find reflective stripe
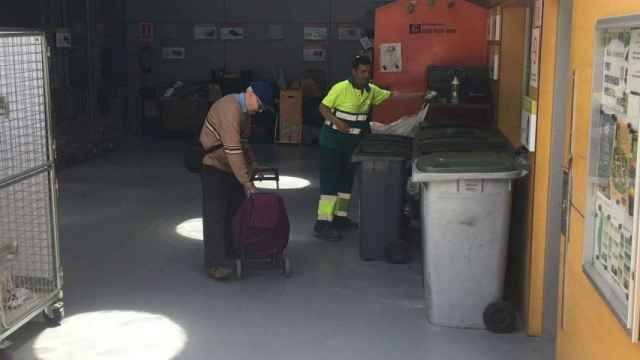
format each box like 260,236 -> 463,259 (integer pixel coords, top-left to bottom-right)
318,195 -> 337,221
224,149 -> 243,155
334,195 -> 351,217
324,121 -> 362,135
334,110 -> 368,122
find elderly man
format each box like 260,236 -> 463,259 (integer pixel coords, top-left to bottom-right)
199,82 -> 274,280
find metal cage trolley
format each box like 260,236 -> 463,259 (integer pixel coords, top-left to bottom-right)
0,29 -> 64,350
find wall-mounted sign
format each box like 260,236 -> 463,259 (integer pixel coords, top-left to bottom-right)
303,46 -> 327,62
139,22 -> 154,43
162,47 -> 186,60
304,26 -> 328,41
338,26 -> 362,41
380,43 -> 402,72
521,96 -> 538,151
409,23 -> 456,35
530,27 -> 541,88
194,25 -> 218,40
220,27 -> 244,40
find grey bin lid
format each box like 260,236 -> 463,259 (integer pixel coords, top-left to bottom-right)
416,151 -> 519,174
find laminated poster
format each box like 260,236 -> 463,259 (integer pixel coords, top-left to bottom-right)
602,30 -> 630,114
338,26 -> 362,41
304,26 -> 328,41
593,192 -> 634,303
220,27 -> 244,40
194,25 -> 218,40
380,43 -> 402,73
303,46 -> 326,62
162,47 -> 186,60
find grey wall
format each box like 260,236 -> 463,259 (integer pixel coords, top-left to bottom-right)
125,0 -> 392,132
126,0 -> 391,85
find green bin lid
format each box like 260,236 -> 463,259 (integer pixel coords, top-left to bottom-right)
416,151 -> 519,174
415,127 -> 512,155
353,134 -> 411,160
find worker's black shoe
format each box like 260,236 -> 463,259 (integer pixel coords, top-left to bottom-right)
314,221 -> 343,242
333,216 -> 359,231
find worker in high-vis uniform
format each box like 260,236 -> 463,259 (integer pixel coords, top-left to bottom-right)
314,55 -> 424,241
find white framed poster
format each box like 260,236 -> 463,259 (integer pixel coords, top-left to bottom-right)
338,26 -> 362,41
194,24 -> 218,40
162,47 -> 186,60
304,26 -> 328,41
380,43 -> 402,72
303,46 -> 326,62
585,15 -> 640,341
220,27 -> 244,40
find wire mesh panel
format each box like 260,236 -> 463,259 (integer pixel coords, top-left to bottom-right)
0,170 -> 57,330
0,33 -> 49,182
0,31 -> 61,336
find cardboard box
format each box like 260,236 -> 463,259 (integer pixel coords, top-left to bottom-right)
279,90 -> 303,143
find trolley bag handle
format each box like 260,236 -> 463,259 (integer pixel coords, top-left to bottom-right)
251,167 -> 280,188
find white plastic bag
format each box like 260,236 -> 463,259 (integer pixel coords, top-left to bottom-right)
370,104 -> 430,138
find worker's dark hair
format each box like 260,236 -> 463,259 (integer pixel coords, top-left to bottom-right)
352,55 -> 372,69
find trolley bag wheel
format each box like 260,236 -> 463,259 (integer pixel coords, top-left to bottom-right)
483,301 -> 517,334
282,254 -> 292,278
385,241 -> 410,264
235,259 -> 243,280
43,301 -> 64,327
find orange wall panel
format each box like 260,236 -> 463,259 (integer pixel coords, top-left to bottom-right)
554,0 -> 640,358
372,0 -> 489,123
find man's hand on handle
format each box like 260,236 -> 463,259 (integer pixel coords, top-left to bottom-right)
244,182 -> 258,195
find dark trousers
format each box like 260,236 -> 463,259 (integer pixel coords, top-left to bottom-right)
319,146 -> 356,196
201,166 -> 246,268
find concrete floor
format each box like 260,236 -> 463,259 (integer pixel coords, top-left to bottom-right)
5,139 -> 554,360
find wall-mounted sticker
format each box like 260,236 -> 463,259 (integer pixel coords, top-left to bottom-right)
338,26 -> 362,41
220,27 -> 245,40
303,46 -> 327,62
194,25 -> 218,40
304,26 -> 328,41
162,47 -> 186,60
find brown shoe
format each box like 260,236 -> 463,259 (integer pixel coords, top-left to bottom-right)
208,266 -> 234,281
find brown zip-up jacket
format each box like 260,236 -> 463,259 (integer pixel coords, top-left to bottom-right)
199,95 -> 254,184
